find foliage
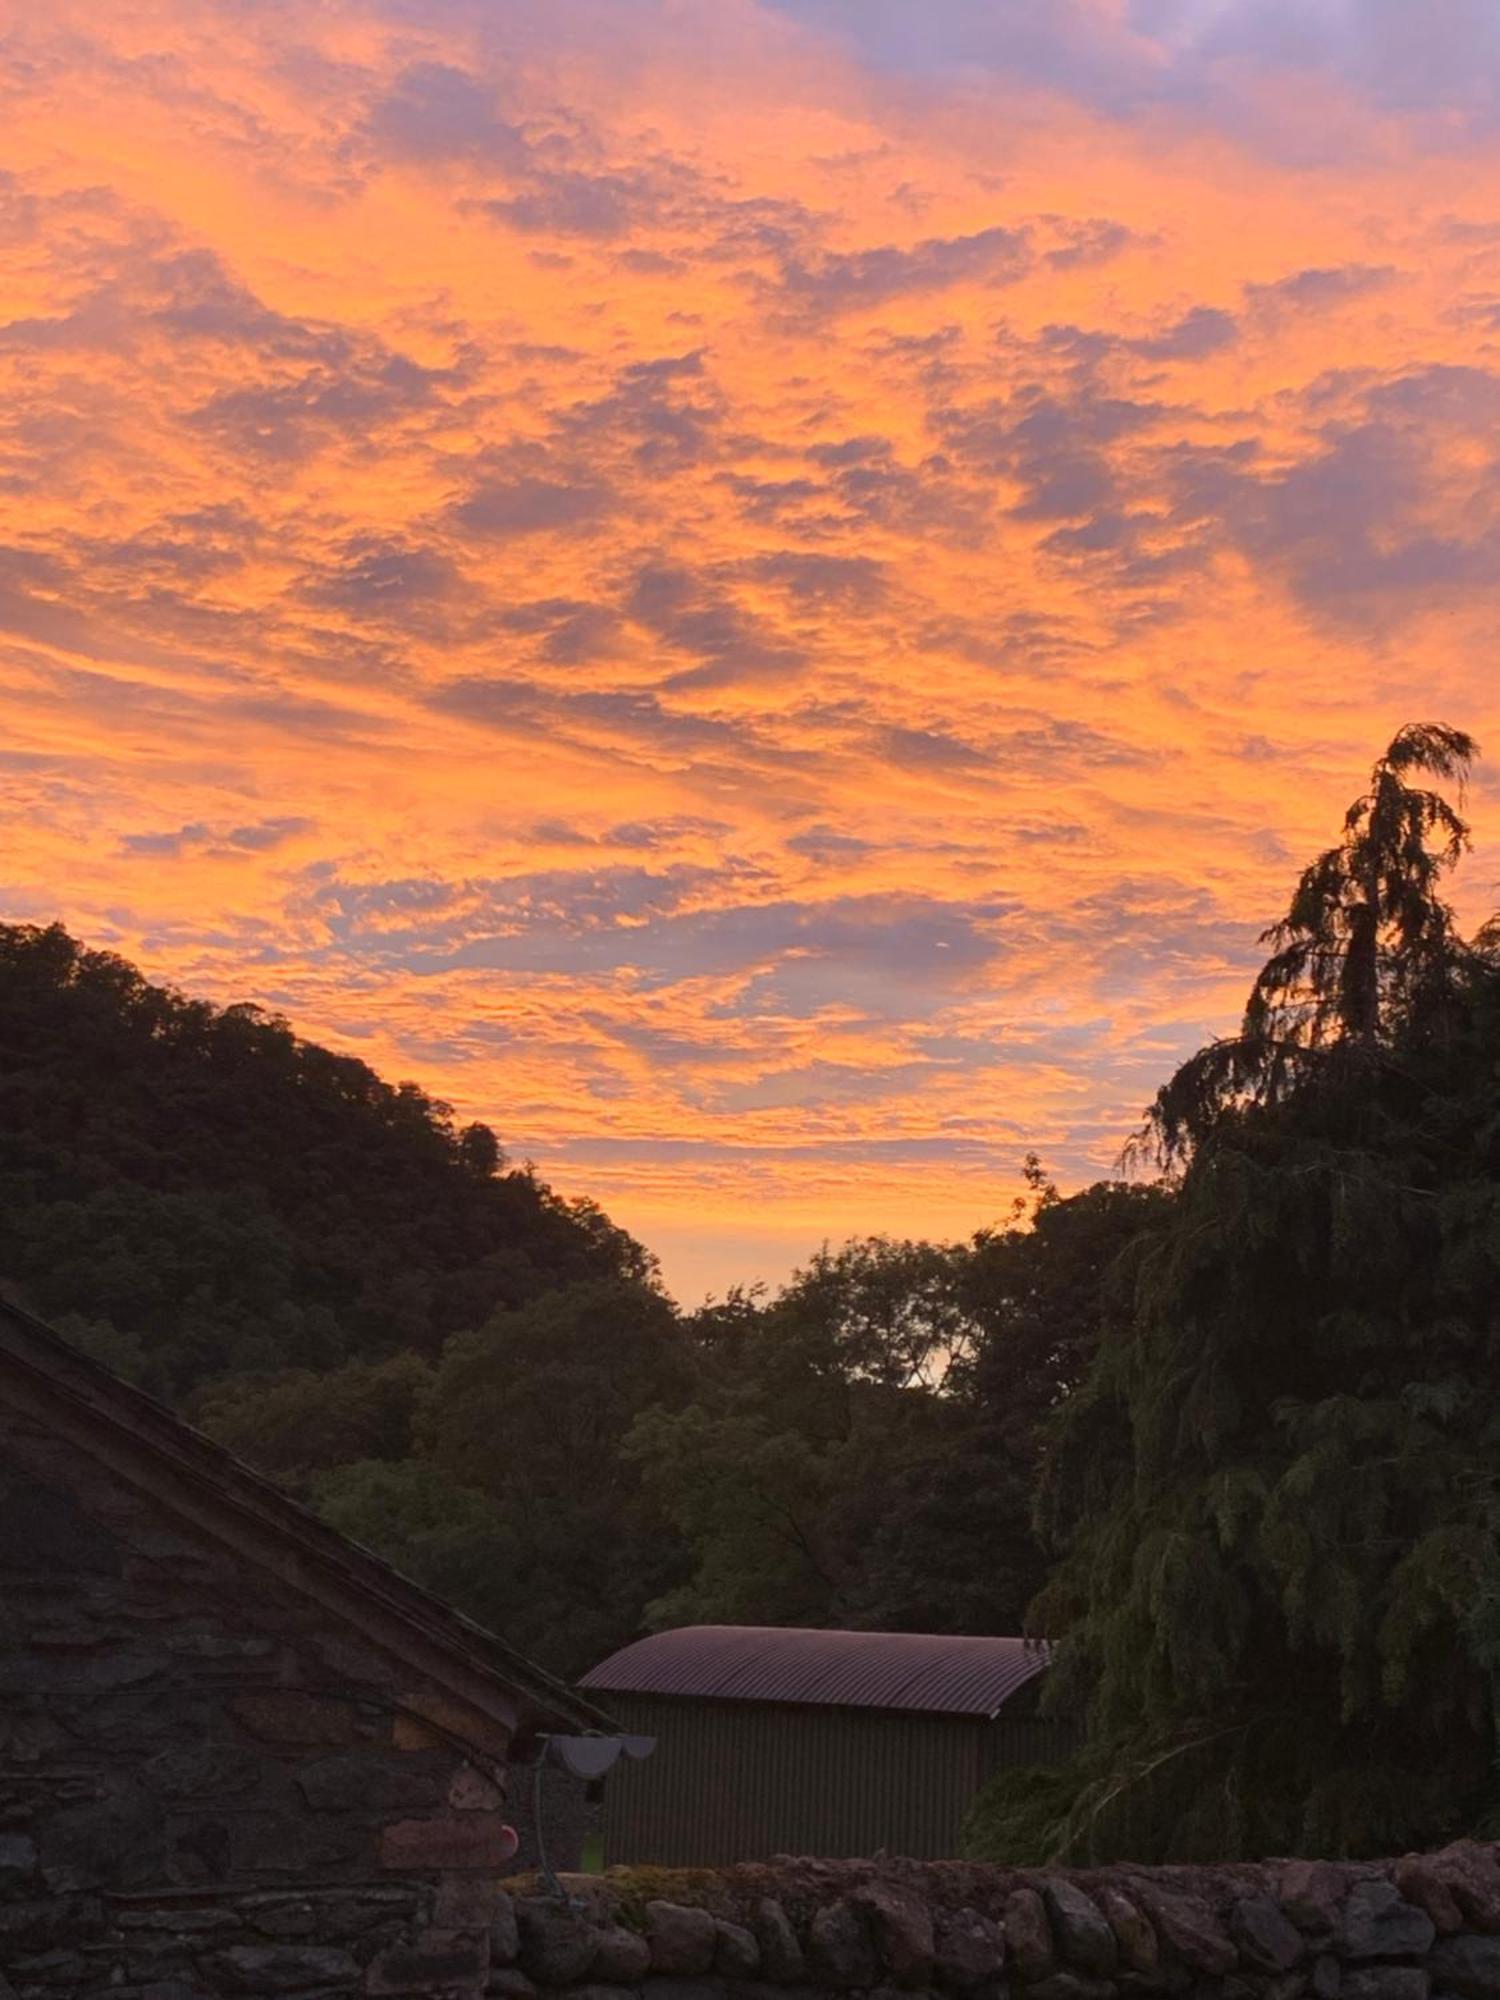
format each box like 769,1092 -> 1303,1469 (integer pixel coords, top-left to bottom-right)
195,1353 -> 433,1484
15,731 -> 1500,1852
0,924 -> 1163,1682
960,1762 -> 1080,1865
418,1279 -> 699,1677
958,1166 -> 1173,1452
0,922 -> 652,1395
1146,724 -> 1479,1162
757,1235 -> 983,1391
312,1457 -> 521,1634
967,721 -> 1500,1865
628,1206 -> 1160,1639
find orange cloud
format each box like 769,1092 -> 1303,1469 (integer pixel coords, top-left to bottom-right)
2,1 -> 1499,1298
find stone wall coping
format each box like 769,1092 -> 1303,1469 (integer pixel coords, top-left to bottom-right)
479,1840 -> 1500,2000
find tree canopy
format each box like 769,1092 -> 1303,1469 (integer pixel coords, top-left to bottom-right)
0,922 -> 650,1395
25,715 -> 1497,1809
0,921 -> 1159,1680
1145,724 -> 1479,1160
966,723 -> 1500,1865
627,1198 -> 1163,1644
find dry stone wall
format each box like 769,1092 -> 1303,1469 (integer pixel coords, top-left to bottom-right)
480,1842 -> 1500,2000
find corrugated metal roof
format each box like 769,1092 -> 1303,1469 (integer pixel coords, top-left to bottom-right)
580,1625 -> 1051,1720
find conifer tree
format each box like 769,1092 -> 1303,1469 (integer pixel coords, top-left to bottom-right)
1146,723 -> 1478,1159
965,723 -> 1500,1865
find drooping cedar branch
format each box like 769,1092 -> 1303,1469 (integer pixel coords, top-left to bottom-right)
1144,723 -> 1478,1162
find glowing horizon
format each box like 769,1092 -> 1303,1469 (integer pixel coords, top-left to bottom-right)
4,1 -> 1500,1303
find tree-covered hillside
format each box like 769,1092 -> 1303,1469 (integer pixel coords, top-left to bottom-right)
0,922 -> 650,1394
0,920 -> 1158,1681
37,715 -> 1500,1841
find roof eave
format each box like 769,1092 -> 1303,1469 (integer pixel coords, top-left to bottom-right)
0,1301 -> 611,1743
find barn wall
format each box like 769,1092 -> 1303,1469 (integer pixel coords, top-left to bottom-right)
595,1691 -> 1074,1865
0,1397 -> 522,1998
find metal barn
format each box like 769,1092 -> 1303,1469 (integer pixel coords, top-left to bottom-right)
579,1625 -> 1065,1865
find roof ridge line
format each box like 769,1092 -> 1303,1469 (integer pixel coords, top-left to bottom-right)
0,1297 -> 612,1735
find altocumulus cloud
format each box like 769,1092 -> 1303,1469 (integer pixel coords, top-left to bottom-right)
426,891 -> 1015,995
6,0 -> 1500,1291
121,818 -> 315,859
764,0 -> 1500,138
773,224 -> 1033,316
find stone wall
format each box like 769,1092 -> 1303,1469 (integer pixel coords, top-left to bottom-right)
10,1358 -> 1500,2000
0,1399 -> 524,1998
482,1840 -> 1500,2000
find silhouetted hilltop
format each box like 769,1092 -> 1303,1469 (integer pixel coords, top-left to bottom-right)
0,922 -> 650,1396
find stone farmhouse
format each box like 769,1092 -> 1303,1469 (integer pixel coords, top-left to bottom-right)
0,1295 -> 613,1999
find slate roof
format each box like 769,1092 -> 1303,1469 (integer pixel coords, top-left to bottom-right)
0,1295 -> 611,1737
581,1623 -> 1051,1720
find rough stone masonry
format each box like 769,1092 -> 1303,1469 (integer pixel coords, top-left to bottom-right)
15,1827 -> 1500,1998
8,1272 -> 1500,2000
468,1840 -> 1500,2000
0,1298 -> 610,2000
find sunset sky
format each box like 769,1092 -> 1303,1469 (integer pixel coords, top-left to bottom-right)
4,1 -> 1500,1301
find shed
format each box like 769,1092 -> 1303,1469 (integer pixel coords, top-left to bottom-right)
0,1294 -> 614,2000
580,1623 -> 1068,1864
